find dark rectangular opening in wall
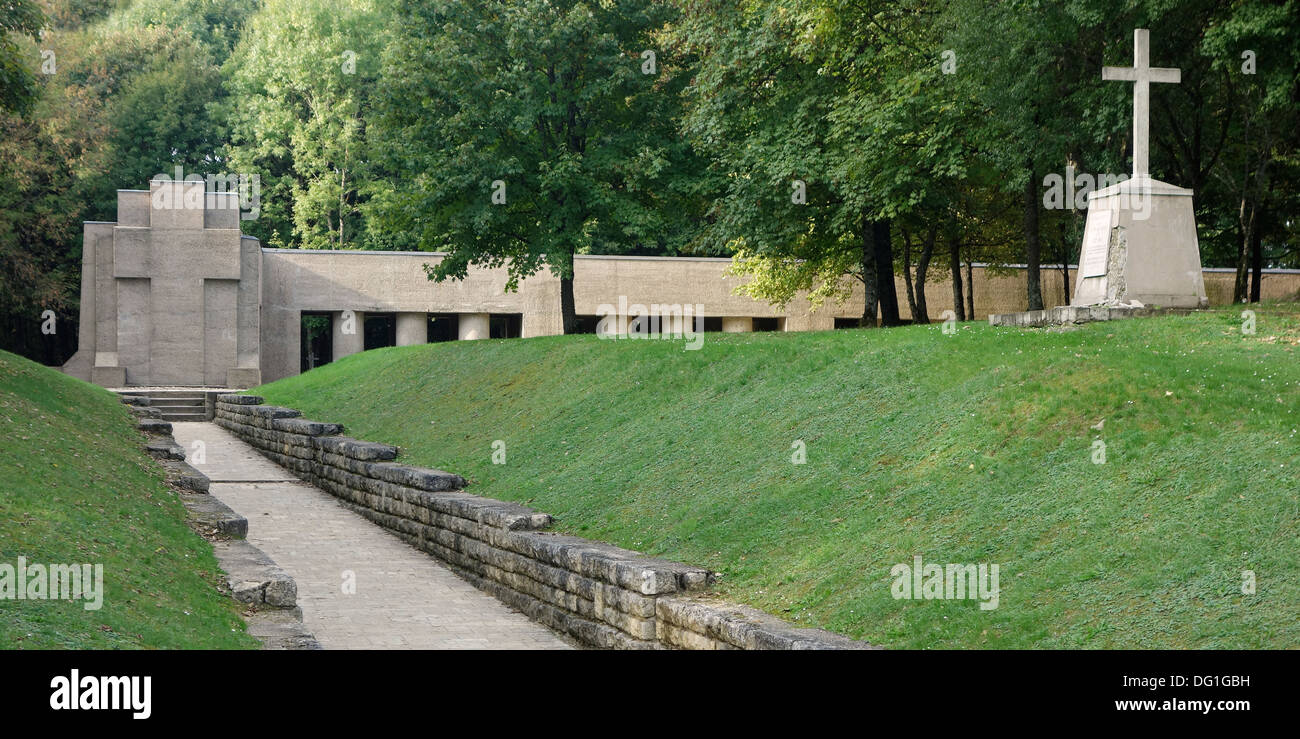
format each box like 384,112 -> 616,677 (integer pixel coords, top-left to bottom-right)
834,318 -> 862,329
301,312 -> 333,373
364,313 -> 396,350
573,315 -> 600,334
752,317 -> 782,332
427,314 -> 459,342
702,317 -> 723,332
490,313 -> 523,339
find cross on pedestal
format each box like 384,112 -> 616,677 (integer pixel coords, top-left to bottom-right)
1102,28 -> 1180,178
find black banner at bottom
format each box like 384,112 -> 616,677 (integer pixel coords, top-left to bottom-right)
0,649 -> 1289,727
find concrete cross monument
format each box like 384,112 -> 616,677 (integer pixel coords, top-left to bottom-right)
65,178 -> 263,388
1071,28 -> 1208,309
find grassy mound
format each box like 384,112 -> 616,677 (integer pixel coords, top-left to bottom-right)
0,351 -> 256,649
256,305 -> 1300,648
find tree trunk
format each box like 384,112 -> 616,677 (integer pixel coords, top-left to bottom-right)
557,250 -> 578,333
860,221 -> 878,327
1060,232 -> 1071,306
1023,164 -> 1044,311
913,226 -> 935,324
1249,213 -> 1263,303
1234,199 -> 1254,303
965,255 -> 975,321
901,228 -> 918,321
950,237 -> 965,322
873,219 -> 902,327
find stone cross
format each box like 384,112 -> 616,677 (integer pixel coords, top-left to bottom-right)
1102,28 -> 1180,178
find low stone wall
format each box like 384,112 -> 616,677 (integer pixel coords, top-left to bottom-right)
215,395 -> 873,650
124,398 -> 318,648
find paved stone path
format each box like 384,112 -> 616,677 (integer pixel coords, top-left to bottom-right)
171,422 -> 571,650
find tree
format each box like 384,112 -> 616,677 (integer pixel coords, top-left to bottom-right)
681,0 -> 972,326
0,0 -> 45,115
223,0 -> 388,250
1201,0 -> 1300,301
94,31 -> 227,218
374,0 -> 703,333
944,0 -> 1128,312
104,0 -> 258,64
678,1 -> 862,320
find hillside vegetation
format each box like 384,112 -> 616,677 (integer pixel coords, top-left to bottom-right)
255,307 -> 1300,648
0,351 -> 256,648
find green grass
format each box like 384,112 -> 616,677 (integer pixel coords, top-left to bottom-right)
255,305 -> 1300,649
0,351 -> 257,649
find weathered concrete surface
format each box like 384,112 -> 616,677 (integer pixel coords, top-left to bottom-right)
1073,176 -> 1208,309
171,422 -> 573,650
64,181 -> 261,387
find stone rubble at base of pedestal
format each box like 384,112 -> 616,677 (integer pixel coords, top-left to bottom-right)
987,301 -> 1192,329
1096,298 -> 1144,309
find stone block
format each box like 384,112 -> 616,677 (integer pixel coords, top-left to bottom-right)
162,460 -> 209,492
112,227 -> 151,278
248,405 -> 301,420
116,190 -> 150,227
368,463 -> 466,493
314,435 -> 398,462
92,366 -> 126,387
145,438 -> 185,461
263,577 -> 298,608
225,367 -> 261,388
271,417 -> 344,437
657,620 -> 723,650
232,581 -> 265,604
179,491 -> 246,537
136,419 -> 172,435
218,394 -> 264,405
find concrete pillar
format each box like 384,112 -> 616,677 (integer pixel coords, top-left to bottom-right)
660,313 -> 683,337
722,316 -> 752,333
396,312 -> 427,346
333,310 -> 364,361
459,313 -> 490,340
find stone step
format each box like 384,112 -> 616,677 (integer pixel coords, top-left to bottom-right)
157,411 -> 211,422
116,389 -> 215,421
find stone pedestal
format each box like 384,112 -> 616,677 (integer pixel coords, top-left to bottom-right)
1072,176 -> 1207,309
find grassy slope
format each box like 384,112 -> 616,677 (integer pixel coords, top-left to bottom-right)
0,351 -> 256,649
256,306 -> 1300,649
